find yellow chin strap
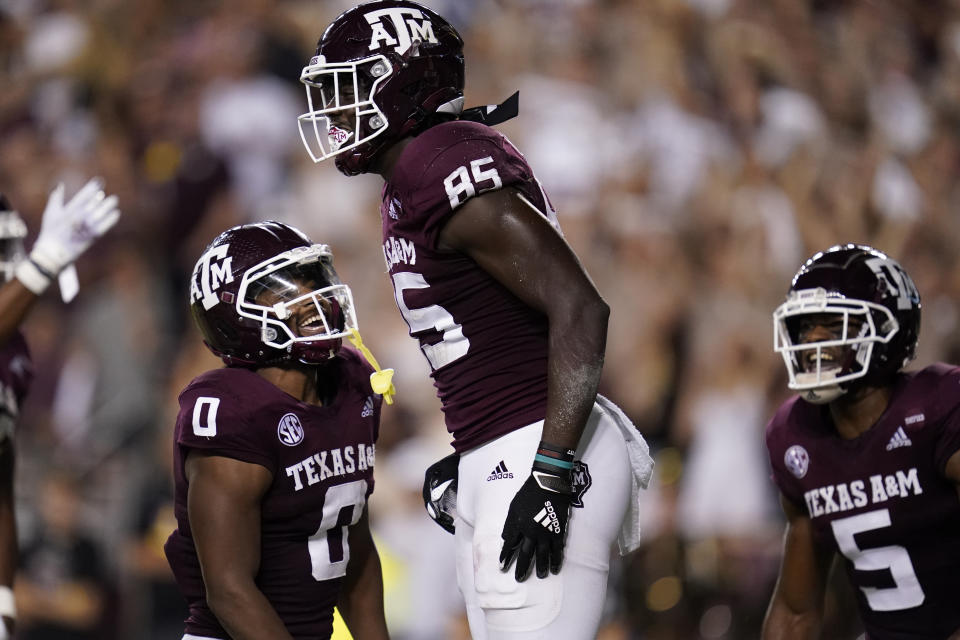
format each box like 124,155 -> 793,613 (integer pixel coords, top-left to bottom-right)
347,328 -> 396,405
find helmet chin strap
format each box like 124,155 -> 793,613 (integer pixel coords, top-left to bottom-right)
801,385 -> 846,404
795,367 -> 848,404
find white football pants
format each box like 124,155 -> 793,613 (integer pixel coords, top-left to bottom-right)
455,401 -> 632,639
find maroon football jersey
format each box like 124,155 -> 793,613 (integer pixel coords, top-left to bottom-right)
164,348 -> 380,640
381,120 -> 557,452
0,331 -> 33,439
766,363 -> 960,639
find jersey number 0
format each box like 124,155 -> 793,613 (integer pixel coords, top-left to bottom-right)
191,397 -> 368,583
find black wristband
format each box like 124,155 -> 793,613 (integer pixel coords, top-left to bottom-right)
534,440 -> 575,471
531,440 -> 574,494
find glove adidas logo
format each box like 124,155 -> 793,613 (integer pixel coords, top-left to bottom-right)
534,500 -> 561,534
486,460 -> 513,481
886,426 -> 912,451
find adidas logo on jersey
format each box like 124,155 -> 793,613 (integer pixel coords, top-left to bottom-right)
886,426 -> 912,451
486,460 -> 513,481
534,501 -> 561,533
388,197 -> 401,219
361,396 -> 375,418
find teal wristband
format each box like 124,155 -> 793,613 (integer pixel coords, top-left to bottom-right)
534,454 -> 573,469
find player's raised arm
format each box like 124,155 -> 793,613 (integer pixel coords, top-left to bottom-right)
185,451 -> 294,640
0,180 -> 119,639
337,508 -> 389,640
763,495 -> 835,639
0,179 -> 120,345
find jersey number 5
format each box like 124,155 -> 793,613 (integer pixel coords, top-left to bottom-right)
831,509 -> 925,611
390,271 -> 470,370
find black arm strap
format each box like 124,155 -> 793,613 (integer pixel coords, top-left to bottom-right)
459,91 -> 520,127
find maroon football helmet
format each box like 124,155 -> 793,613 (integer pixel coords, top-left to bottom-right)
189,221 -> 359,367
0,194 -> 27,283
298,0 -> 465,175
773,244 -> 921,403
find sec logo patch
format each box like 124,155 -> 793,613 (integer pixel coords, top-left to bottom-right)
278,413 -> 304,446
784,445 -> 809,479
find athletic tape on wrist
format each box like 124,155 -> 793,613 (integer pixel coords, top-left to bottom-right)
14,259 -> 51,295
0,585 -> 16,618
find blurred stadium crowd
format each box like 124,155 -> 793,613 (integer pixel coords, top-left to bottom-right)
2,0 -> 960,638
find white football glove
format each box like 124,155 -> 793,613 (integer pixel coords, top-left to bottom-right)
15,178 -> 121,295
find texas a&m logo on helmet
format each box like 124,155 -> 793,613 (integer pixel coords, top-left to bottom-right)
364,5 -> 439,54
190,243 -> 234,311
189,222 -> 359,367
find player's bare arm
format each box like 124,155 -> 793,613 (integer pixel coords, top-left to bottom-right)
763,494 -> 834,640
337,508 -> 389,640
933,452 -> 960,640
185,451 -> 294,640
438,186 -> 609,452
0,445 -> 14,636
0,279 -> 38,349
439,186 -> 609,580
946,447 -> 960,483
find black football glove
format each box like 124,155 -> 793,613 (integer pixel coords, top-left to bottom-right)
422,452 -> 459,534
499,468 -> 574,581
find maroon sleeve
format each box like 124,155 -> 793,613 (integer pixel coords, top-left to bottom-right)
765,398 -> 807,510
176,372 -> 276,474
395,122 -> 535,250
336,347 -> 381,494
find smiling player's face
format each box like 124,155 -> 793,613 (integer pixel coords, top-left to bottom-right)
795,313 -> 864,373
254,275 -> 338,338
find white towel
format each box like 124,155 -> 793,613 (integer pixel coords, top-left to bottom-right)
596,394 -> 654,555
